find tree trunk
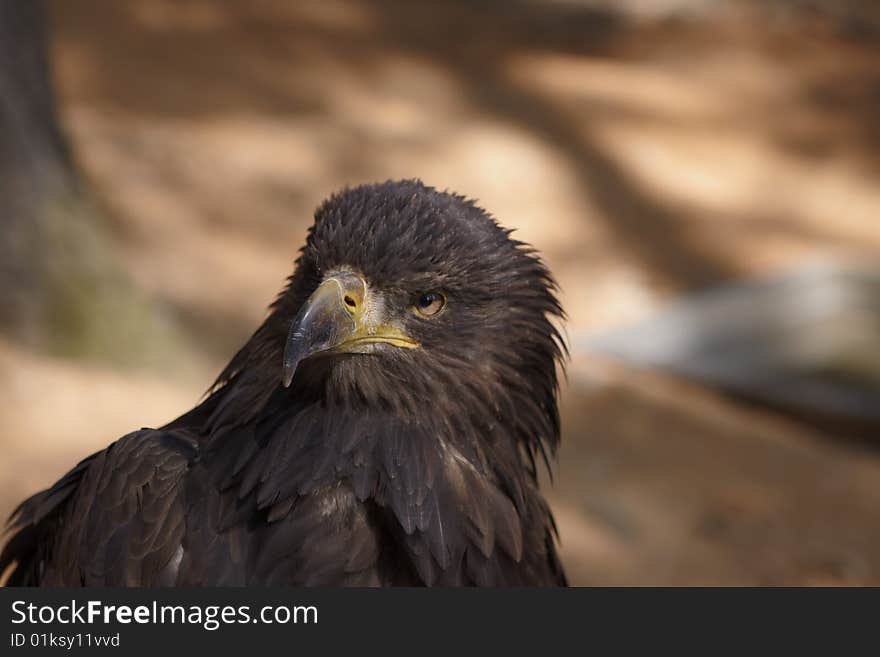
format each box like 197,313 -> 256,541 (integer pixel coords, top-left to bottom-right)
0,0 -> 165,363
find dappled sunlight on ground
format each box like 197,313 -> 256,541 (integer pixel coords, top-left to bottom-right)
2,0 -> 879,583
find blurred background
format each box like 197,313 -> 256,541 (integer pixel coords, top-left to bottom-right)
2,0 -> 880,585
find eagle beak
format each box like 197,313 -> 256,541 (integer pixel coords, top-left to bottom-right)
282,271 -> 418,387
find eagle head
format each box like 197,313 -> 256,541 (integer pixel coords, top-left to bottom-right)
215,179 -> 565,473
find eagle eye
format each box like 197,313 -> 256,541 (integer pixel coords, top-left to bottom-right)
413,291 -> 446,317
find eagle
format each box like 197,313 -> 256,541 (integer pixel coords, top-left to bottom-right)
2,180 -> 567,586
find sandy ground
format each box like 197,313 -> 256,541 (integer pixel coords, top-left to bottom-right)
3,0 -> 880,584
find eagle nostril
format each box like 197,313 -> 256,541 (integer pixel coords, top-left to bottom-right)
343,295 -> 357,309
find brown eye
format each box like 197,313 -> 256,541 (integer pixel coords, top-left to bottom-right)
414,291 -> 446,317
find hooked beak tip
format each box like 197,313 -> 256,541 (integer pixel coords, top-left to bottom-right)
281,349 -> 299,388
281,340 -> 300,388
